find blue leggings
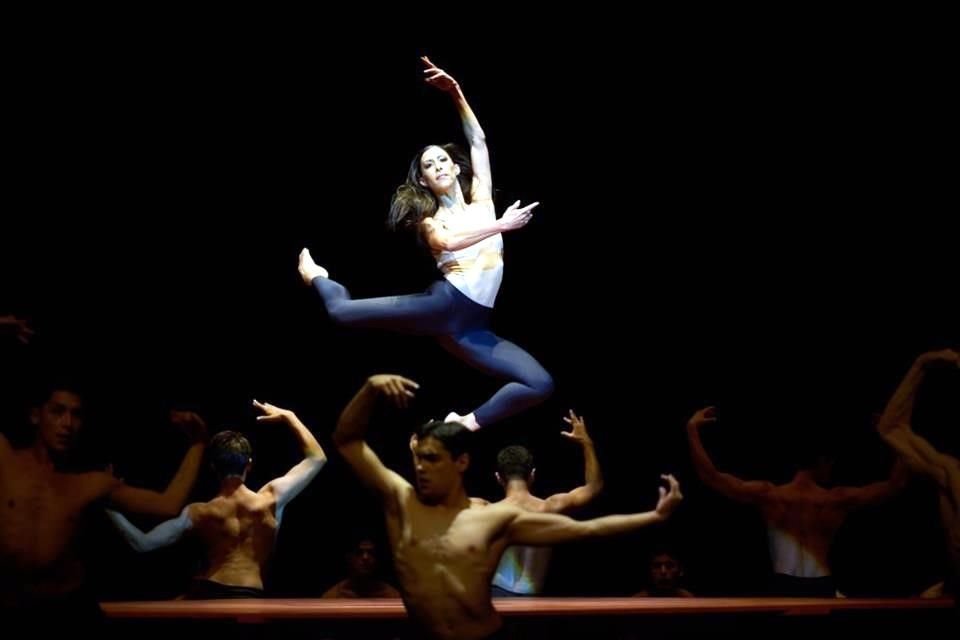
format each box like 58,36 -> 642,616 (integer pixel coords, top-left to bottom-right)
311,277 -> 553,427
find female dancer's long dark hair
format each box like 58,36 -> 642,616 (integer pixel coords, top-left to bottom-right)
387,143 -> 475,232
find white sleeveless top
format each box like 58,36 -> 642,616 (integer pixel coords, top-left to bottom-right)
431,204 -> 504,308
767,527 -> 830,577
493,544 -> 552,595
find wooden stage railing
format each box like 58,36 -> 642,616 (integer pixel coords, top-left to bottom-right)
102,596 -> 955,623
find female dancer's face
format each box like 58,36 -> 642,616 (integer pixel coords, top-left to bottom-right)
418,146 -> 460,195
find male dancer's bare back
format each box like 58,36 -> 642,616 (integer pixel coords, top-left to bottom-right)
107,401 -> 326,595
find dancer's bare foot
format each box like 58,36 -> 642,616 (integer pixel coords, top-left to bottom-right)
445,411 -> 480,432
298,248 -> 328,284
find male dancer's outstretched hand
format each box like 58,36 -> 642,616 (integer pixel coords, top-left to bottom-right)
367,374 -> 420,410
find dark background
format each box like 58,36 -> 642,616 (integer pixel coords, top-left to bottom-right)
2,28 -> 956,600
